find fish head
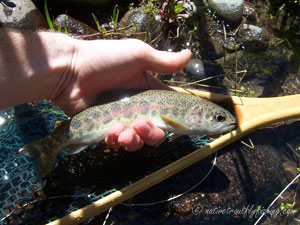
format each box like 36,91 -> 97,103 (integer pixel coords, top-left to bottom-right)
185,103 -> 236,135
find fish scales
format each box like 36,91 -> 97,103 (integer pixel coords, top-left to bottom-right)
19,90 -> 236,177
70,91 -> 191,140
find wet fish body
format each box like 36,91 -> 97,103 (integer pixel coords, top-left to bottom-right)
19,90 -> 236,177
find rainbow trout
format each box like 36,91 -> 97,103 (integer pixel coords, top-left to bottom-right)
19,90 -> 236,177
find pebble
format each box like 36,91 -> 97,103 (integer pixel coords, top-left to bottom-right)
184,58 -> 224,84
208,0 -> 244,23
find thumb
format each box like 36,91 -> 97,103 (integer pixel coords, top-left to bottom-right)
146,48 -> 192,74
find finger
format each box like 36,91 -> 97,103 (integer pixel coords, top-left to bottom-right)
118,129 -> 144,152
105,124 -> 124,149
145,48 -> 192,74
133,118 -> 166,146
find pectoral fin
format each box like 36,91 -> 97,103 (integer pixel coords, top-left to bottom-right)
67,145 -> 88,154
160,115 -> 189,132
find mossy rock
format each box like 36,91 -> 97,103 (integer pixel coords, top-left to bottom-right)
119,7 -> 164,41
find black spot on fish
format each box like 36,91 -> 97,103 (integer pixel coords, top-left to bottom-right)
166,97 -> 174,105
102,110 -> 112,124
87,122 -> 95,131
149,96 -> 155,102
71,120 -> 81,129
111,103 -> 121,112
141,109 -> 149,115
86,110 -> 93,118
160,108 -> 169,115
172,108 -> 178,116
124,111 -> 133,118
140,101 -> 150,115
92,111 -> 101,119
102,110 -> 111,121
122,103 -> 132,111
84,118 -> 92,126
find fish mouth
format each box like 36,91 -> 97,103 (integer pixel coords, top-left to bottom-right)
229,122 -> 237,127
208,123 -> 236,138
225,123 -> 237,132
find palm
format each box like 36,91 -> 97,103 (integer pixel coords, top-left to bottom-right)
50,39 -> 191,151
53,39 -> 186,115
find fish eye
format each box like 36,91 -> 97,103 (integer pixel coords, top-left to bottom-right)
214,111 -> 226,122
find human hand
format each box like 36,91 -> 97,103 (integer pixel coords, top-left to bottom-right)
51,39 -> 191,151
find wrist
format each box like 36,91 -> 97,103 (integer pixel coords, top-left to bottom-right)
40,32 -> 78,102
0,30 -> 77,109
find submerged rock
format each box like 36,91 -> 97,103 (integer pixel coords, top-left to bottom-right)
208,0 -> 244,23
237,24 -> 269,50
282,160 -> 298,182
242,1 -> 255,17
216,47 -> 293,96
0,0 -> 47,29
119,7 -> 163,40
184,58 -> 224,84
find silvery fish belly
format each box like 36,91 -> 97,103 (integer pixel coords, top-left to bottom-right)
19,90 -> 236,177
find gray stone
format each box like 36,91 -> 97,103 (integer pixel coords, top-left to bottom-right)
0,0 -> 47,30
54,14 -> 99,39
237,24 -> 269,50
208,0 -> 244,23
119,7 -> 163,40
184,58 -> 224,84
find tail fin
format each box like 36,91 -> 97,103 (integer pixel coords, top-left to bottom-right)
19,138 -> 60,177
